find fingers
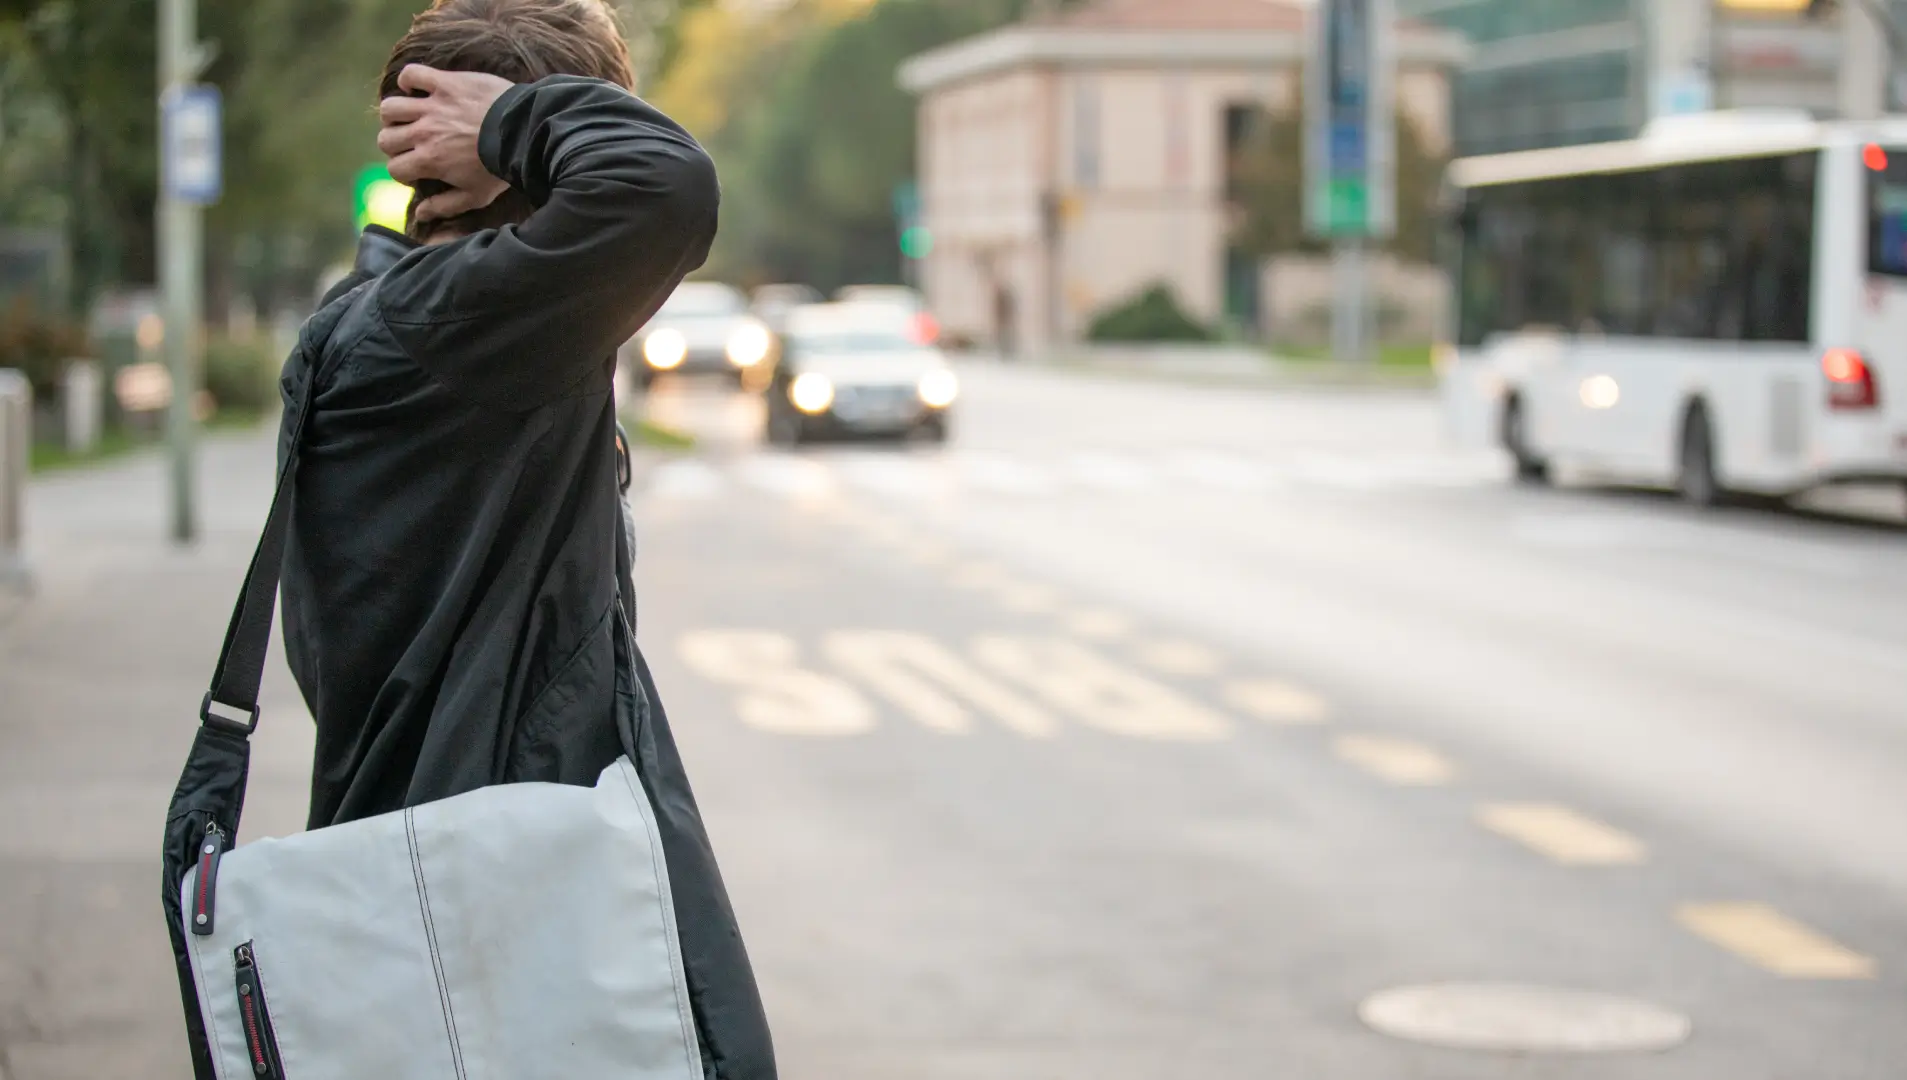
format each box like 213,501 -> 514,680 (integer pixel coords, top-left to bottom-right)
375,121 -> 420,160
378,95 -> 427,125
385,149 -> 428,187
413,188 -> 488,223
395,63 -> 443,97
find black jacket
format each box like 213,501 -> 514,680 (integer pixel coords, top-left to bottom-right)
270,76 -> 772,1078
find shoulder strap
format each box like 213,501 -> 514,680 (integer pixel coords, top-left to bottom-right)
198,284 -> 369,738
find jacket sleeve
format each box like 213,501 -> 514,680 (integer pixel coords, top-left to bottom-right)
376,76 -> 719,410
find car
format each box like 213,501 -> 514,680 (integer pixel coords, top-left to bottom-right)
751,283 -> 824,333
763,302 -> 957,446
833,284 -> 941,345
625,281 -> 775,390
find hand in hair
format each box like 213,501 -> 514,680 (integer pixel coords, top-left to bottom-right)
378,64 -> 514,223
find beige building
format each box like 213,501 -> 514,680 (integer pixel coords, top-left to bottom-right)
898,0 -> 1465,353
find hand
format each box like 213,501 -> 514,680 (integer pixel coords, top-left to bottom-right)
378,65 -> 514,222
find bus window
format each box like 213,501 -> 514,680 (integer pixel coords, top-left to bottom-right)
1867,147 -> 1907,276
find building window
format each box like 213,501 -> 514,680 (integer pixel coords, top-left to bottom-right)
1074,78 -> 1100,189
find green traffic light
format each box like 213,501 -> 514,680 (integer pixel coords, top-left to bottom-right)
353,163 -> 413,231
900,225 -> 934,260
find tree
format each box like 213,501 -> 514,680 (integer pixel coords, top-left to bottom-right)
1229,90 -> 1446,264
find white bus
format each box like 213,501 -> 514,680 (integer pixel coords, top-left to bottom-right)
1438,111 -> 1907,506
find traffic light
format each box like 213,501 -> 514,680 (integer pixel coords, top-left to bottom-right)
353,163 -> 413,232
900,225 -> 934,260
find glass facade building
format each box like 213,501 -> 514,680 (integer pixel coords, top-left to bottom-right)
1396,0 -> 1642,156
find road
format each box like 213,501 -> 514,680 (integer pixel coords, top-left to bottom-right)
630,361 -> 1907,1078
1,360 -> 1902,1079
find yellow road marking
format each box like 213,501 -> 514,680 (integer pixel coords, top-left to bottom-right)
1677,904 -> 1877,979
1333,735 -> 1455,785
972,636 -> 1230,741
823,631 -> 1058,738
996,583 -> 1062,614
1132,639 -> 1225,677
1224,678 -> 1331,725
1062,609 -> 1133,640
1476,803 -> 1645,866
678,631 -> 876,737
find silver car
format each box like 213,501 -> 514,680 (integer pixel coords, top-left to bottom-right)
764,303 -> 957,446
626,281 -> 775,389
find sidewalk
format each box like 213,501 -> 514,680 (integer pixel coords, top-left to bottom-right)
1022,344 -> 1439,392
0,425 -> 312,1080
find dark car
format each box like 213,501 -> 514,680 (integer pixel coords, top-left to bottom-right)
764,302 -> 957,446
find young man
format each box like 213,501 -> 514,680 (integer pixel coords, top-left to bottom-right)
275,1 -> 774,1075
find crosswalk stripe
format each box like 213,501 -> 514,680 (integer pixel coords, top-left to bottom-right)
1677,903 -> 1877,979
1224,678 -> 1331,725
637,449 -> 1506,503
1476,803 -> 1645,866
1334,734 -> 1456,785
1132,639 -> 1225,677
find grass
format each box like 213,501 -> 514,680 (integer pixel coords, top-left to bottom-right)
1275,343 -> 1435,368
28,410 -> 268,474
623,414 -> 697,451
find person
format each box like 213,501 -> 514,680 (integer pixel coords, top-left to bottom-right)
274,1 -> 775,1075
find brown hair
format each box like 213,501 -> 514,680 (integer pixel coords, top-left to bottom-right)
380,0 -> 635,240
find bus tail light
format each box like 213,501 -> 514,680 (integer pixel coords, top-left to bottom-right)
1822,348 -> 1879,410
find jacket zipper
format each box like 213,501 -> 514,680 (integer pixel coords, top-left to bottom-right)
233,942 -> 286,1078
193,820 -> 224,936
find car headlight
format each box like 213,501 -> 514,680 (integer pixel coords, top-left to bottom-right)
918,369 -> 958,409
643,329 -> 687,370
789,372 -> 835,414
726,322 -> 772,368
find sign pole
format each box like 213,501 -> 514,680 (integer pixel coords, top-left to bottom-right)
159,0 -> 214,545
1307,0 -> 1394,364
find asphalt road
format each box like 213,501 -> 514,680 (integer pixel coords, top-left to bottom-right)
629,361 -> 1907,1079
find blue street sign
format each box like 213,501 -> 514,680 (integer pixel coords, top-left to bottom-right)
1305,0 -> 1393,240
163,85 -> 222,206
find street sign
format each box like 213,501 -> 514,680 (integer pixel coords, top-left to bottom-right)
162,85 -> 222,206
354,163 -> 413,232
1305,0 -> 1395,240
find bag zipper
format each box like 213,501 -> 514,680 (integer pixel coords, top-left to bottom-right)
192,820 -> 224,936
233,942 -> 286,1078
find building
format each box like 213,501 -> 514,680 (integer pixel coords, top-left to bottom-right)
1396,0 -> 1895,159
898,0 -> 1466,354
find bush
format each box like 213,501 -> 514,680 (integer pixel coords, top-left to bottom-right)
0,295 -> 92,399
1086,284 -> 1216,343
203,336 -> 282,415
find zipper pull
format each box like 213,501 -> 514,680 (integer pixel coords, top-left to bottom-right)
191,821 -> 224,937
233,943 -> 283,1078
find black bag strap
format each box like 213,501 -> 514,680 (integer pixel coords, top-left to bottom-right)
198,285 -> 369,738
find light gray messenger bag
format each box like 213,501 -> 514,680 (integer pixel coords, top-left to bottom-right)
161,293 -> 702,1080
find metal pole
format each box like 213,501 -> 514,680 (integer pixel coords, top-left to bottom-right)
0,370 -> 30,590
1332,238 -> 1369,363
159,0 -> 200,545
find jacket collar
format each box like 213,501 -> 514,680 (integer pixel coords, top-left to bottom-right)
354,224 -> 419,279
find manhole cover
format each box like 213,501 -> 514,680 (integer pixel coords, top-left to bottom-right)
1359,983 -> 1691,1054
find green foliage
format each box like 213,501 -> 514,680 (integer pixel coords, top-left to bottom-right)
202,334 -> 282,414
1230,91 -> 1446,264
0,293 -> 91,398
1086,284 -> 1217,344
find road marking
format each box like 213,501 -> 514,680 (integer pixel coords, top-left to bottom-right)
1065,452 -> 1155,491
1334,735 -> 1456,785
736,456 -> 837,499
1676,903 -> 1877,979
1224,678 -> 1331,725
824,631 -> 1058,738
1476,804 -> 1645,866
678,631 -> 875,736
646,460 -> 725,499
1062,608 -> 1134,640
1166,451 -> 1280,492
957,452 -> 1058,496
972,636 -> 1230,741
1132,639 -> 1225,677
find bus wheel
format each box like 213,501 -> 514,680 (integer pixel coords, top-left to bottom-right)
1678,405 -> 1723,508
1501,396 -> 1549,484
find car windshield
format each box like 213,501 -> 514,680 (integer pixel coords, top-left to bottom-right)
790,328 -> 923,354
661,284 -> 744,317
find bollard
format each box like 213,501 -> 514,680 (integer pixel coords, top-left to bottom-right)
0,368 -> 31,589
62,359 -> 102,454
